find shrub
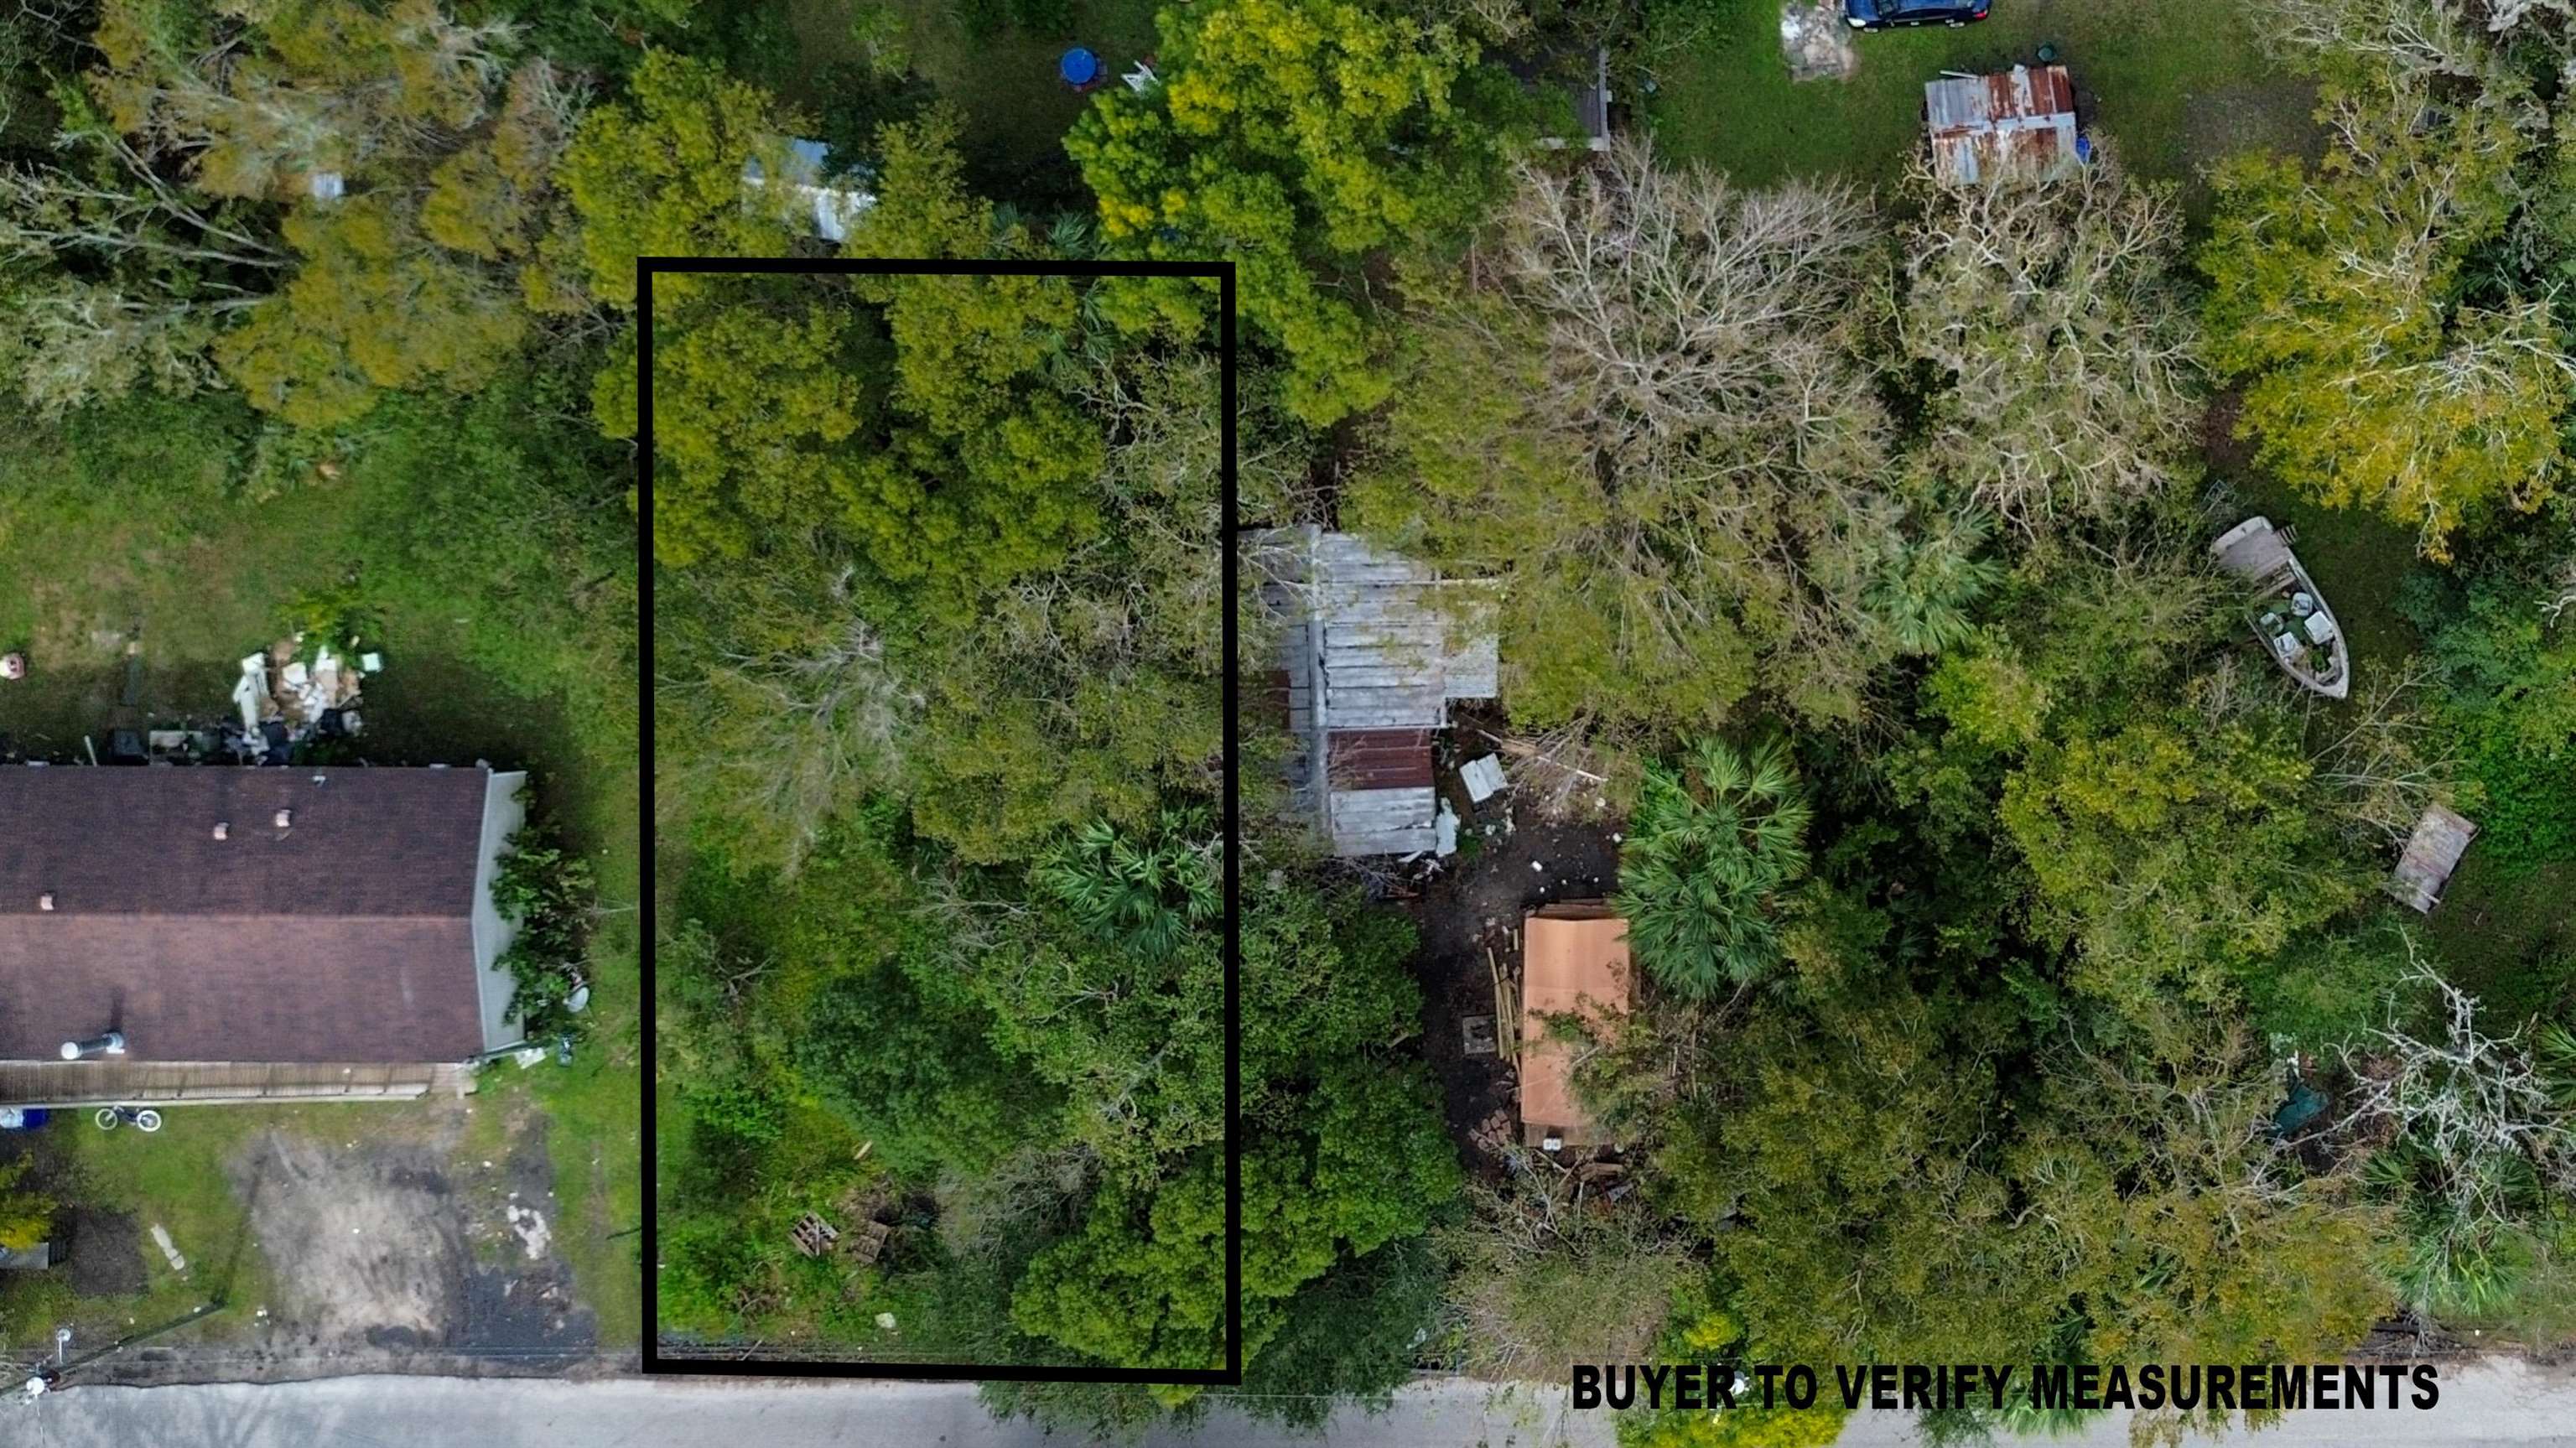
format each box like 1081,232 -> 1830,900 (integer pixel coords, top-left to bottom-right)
494,814 -> 599,1040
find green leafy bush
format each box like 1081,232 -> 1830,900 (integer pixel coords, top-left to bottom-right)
494,816 -> 599,1041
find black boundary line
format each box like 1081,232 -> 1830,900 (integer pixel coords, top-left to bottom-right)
637,255 -> 1243,1386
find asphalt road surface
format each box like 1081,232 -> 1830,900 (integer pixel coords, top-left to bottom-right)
11,1362 -> 2576,1447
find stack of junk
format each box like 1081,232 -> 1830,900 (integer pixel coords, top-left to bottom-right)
229,636 -> 381,764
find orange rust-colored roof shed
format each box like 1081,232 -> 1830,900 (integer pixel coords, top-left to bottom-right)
1519,900 -> 1632,1149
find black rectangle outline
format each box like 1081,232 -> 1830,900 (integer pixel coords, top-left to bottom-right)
637,256 -> 1242,1384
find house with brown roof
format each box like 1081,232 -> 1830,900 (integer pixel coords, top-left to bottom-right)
1520,900 -> 1632,1150
0,765 -> 527,1107
1249,527 -> 1498,857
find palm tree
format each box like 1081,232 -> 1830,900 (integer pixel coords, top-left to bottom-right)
1033,810 -> 1221,963
1870,507 -> 2003,657
1612,737 -> 1812,999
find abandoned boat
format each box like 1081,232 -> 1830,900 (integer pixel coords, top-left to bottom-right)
2210,516 -> 2350,699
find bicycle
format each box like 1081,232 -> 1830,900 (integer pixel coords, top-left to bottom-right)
93,1105 -> 162,1133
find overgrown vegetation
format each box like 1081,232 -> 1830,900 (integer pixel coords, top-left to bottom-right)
8,0 -> 2573,1432
496,815 -> 602,1041
650,140 -> 1452,1408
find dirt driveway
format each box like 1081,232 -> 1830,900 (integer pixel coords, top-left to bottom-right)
88,1092 -> 597,1385
1401,746 -> 1624,1178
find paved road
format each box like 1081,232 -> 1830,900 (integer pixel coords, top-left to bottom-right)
11,1362 -> 2575,1447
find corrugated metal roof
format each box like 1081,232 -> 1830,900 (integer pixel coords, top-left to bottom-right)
1327,786 -> 1440,857
1248,527 -> 1499,855
1326,729 -> 1435,791
1925,65 -> 2080,186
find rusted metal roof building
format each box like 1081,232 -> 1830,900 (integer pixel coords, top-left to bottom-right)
2389,802 -> 2479,914
0,766 -> 527,1106
1924,65 -> 2080,185
1249,527 -> 1498,856
1520,900 -> 1631,1150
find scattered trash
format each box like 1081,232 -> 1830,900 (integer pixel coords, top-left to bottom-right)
1530,860 -> 1545,874
1462,1014 -> 1499,1057
1780,0 -> 1860,83
1461,755 -> 1510,804
221,634 -> 379,763
1435,797 -> 1461,856
505,1204 -> 553,1261
875,1312 -> 898,1331
849,1217 -> 891,1265
148,1223 -> 187,1274
792,1212 -> 839,1258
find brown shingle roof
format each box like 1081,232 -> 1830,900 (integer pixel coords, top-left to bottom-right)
0,768 -> 484,917
0,767 -> 493,1063
0,916 -> 484,1062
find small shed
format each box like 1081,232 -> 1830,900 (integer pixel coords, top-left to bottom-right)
1571,47 -> 1613,152
2389,803 -> 2479,913
1924,65 -> 2080,185
1519,901 -> 1632,1150
1516,46 -> 1613,153
742,138 -> 877,242
1249,527 -> 1498,857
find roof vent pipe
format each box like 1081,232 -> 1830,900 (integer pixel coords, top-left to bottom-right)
213,822 -> 229,841
37,893 -> 54,911
273,808 -> 293,829
60,1031 -> 126,1061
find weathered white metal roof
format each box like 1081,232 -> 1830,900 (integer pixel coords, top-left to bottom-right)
742,138 -> 877,242
2389,803 -> 2478,913
1248,527 -> 1500,855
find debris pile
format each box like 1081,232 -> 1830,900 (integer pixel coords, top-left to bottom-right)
1780,0 -> 1858,83
228,633 -> 382,763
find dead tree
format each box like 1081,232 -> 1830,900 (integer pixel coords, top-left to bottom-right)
2340,942 -> 2576,1222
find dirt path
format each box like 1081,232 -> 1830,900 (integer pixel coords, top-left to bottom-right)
1402,766 -> 1623,1176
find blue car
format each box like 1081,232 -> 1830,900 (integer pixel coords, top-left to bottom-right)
1846,0 -> 1989,28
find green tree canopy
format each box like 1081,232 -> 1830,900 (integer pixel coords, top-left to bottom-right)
2203,83 -> 2570,558
558,49 -> 800,307
1066,0 -> 1519,424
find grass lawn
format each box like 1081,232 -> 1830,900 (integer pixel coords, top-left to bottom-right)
1645,0 -> 2317,202
773,0 -> 1159,195
5,1105 -> 295,1352
0,390 -> 641,1354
